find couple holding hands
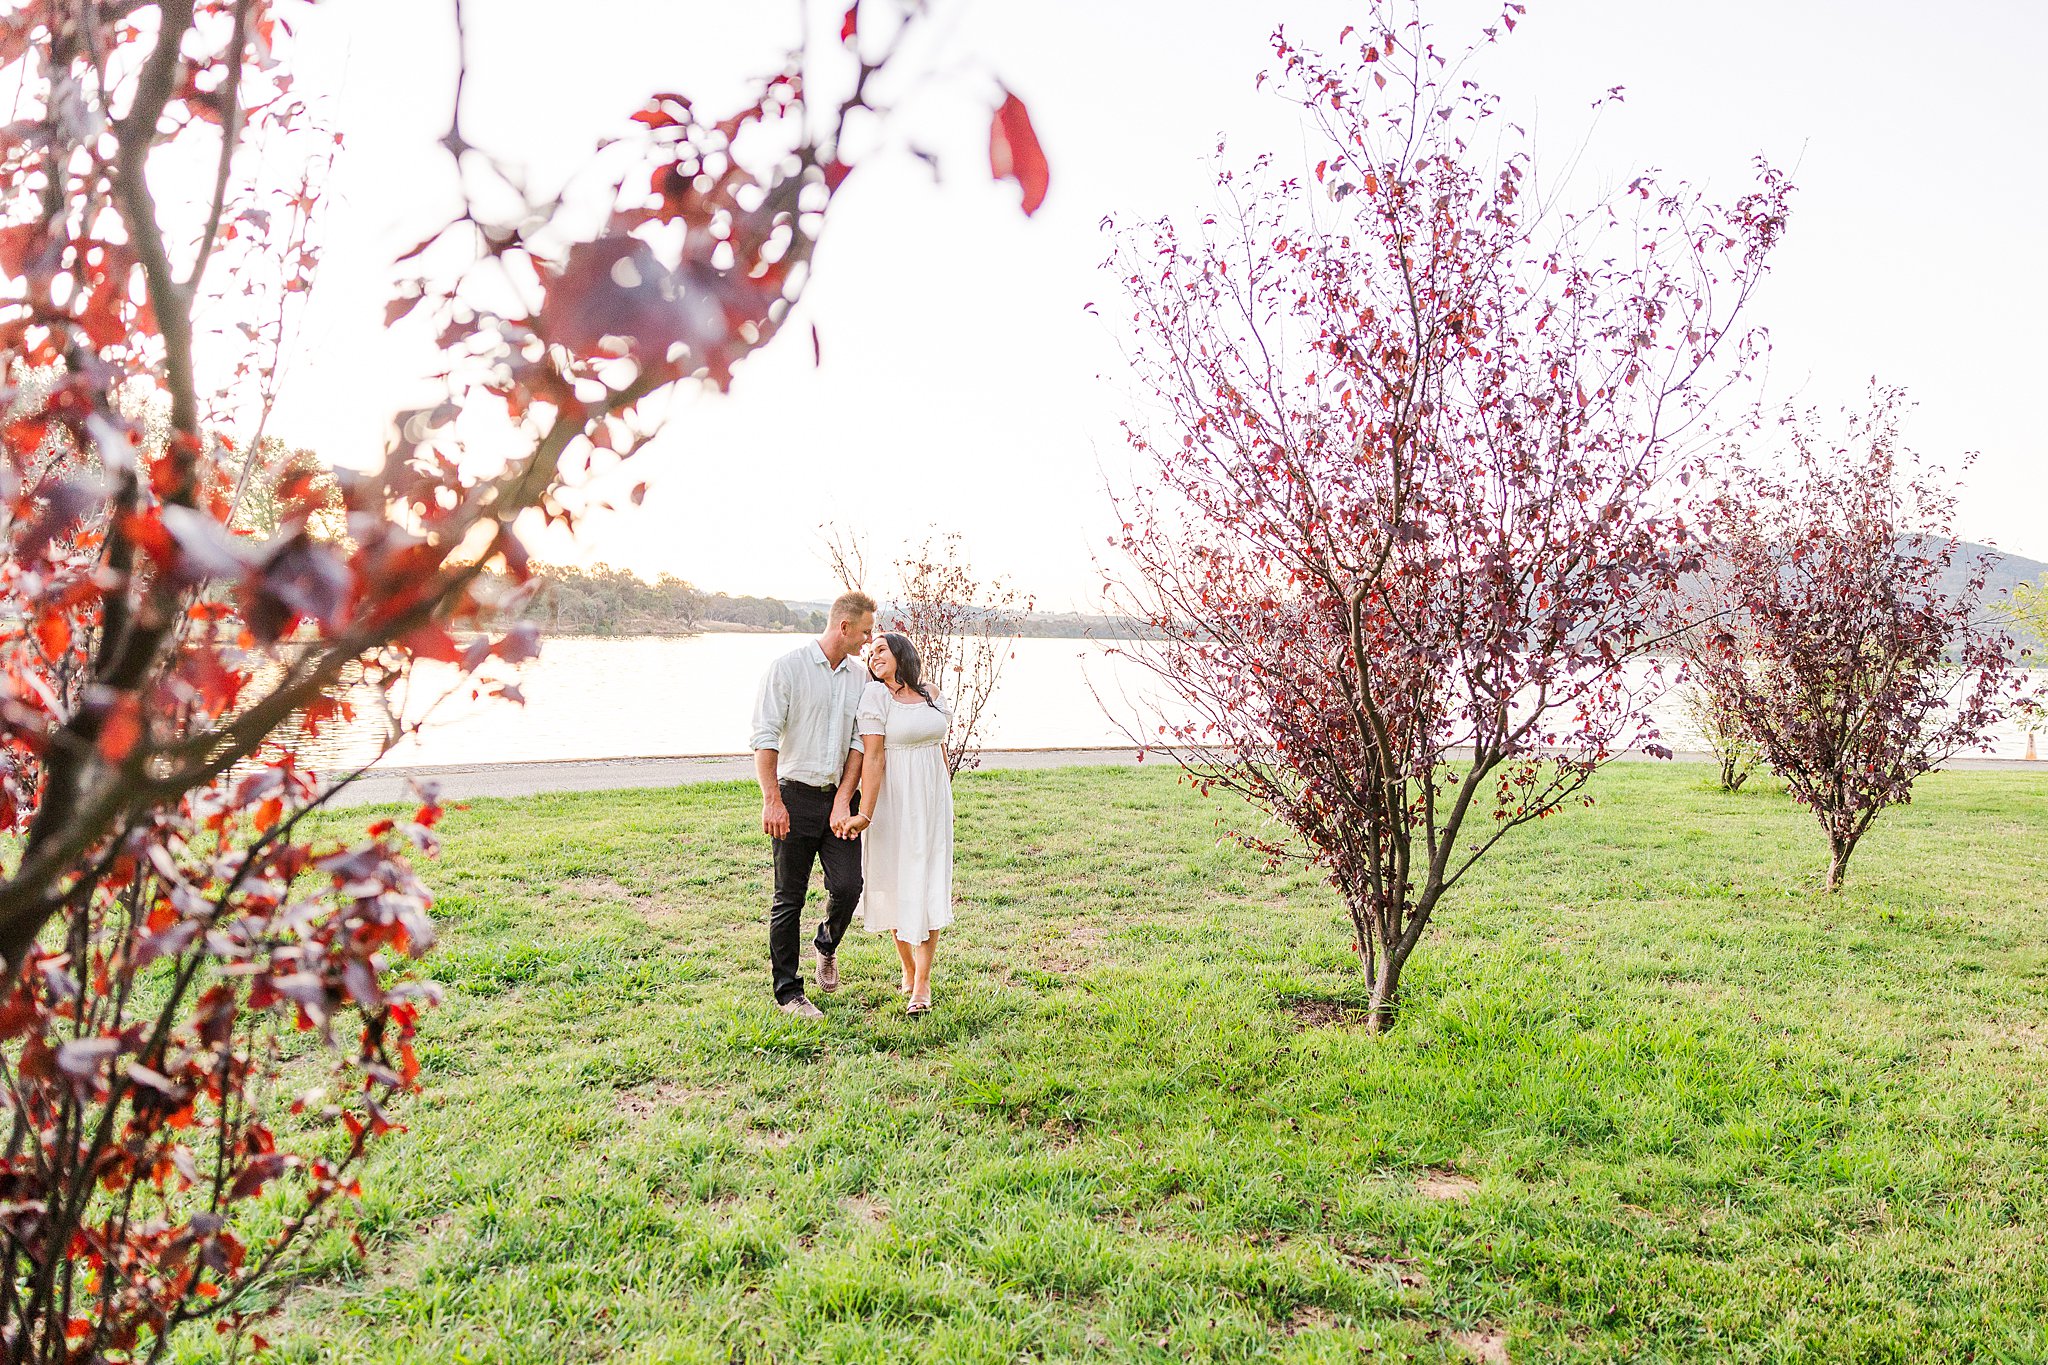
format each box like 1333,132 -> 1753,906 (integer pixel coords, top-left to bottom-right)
749,592 -> 955,1018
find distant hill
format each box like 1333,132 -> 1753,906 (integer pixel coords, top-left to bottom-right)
1668,541 -> 2048,653
1679,542 -> 2044,606
1959,542 -> 2048,604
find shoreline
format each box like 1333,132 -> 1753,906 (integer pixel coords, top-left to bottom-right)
329,745 -> 2048,807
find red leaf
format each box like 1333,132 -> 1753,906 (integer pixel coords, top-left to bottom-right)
538,236 -> 685,362
492,621 -> 542,664
78,275 -> 127,349
839,3 -> 858,42
97,694 -> 145,763
392,223 -> 453,263
33,610 -> 69,658
401,623 -> 463,663
989,92 -> 1050,217
0,222 -> 45,276
384,291 -> 424,327
630,96 -> 688,130
134,919 -> 201,969
343,959 -> 383,1009
245,534 -> 351,641
228,1152 -> 290,1202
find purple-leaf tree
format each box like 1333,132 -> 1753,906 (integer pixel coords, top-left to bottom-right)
1689,389 -> 2035,890
1107,3 -> 1789,1028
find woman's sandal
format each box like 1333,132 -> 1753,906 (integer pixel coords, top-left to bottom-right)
906,993 -> 932,1015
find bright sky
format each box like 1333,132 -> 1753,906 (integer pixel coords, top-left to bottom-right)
268,0 -> 2048,610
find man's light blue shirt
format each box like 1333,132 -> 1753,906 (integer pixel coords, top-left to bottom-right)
749,641 -> 866,788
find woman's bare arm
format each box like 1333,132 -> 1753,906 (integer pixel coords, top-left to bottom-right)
851,733 -> 886,831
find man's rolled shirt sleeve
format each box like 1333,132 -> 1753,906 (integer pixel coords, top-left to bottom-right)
749,659 -> 789,753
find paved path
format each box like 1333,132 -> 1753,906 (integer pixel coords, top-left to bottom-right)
333,746 -> 2046,806
335,748 -> 1169,805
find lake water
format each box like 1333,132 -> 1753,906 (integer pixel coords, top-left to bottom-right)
324,634 -> 1181,768
321,633 -> 2039,769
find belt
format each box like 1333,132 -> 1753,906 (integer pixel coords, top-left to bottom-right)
780,778 -> 838,795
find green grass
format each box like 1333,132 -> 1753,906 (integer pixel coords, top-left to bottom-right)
204,764 -> 2048,1363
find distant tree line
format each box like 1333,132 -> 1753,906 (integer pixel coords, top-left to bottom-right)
1000,610 -> 1165,640
705,594 -> 827,632
502,565 -> 826,636
494,564 -> 1159,639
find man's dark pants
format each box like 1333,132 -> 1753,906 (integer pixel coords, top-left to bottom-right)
770,779 -> 861,1004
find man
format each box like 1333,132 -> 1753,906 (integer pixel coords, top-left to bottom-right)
749,591 -> 876,1018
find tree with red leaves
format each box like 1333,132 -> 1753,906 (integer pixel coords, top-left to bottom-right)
821,526 -> 1032,777
1108,4 -> 1788,1029
0,1 -> 1045,1356
1668,578 -> 1767,791
1687,391 -> 2035,891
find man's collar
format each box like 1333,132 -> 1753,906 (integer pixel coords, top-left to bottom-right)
809,639 -> 854,672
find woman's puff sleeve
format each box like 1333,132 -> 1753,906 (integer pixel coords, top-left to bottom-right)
857,680 -> 890,738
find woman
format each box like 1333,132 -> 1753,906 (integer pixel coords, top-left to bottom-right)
843,633 -> 953,1014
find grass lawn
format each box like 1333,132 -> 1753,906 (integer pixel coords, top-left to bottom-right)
217,764 -> 2048,1363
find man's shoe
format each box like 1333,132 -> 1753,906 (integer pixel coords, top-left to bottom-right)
778,996 -> 825,1021
816,952 -> 840,993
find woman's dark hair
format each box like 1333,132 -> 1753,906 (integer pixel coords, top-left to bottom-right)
874,632 -> 939,709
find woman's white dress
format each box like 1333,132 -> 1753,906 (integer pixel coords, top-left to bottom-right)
857,681 -> 954,944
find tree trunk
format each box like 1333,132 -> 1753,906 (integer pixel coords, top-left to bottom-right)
1347,910 -> 1375,983
1719,753 -> 1748,791
1825,836 -> 1853,892
1364,942 -> 1403,1033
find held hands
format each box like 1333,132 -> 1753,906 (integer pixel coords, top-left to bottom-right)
830,809 -> 872,839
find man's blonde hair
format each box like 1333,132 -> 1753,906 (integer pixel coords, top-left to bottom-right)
829,590 -> 877,623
